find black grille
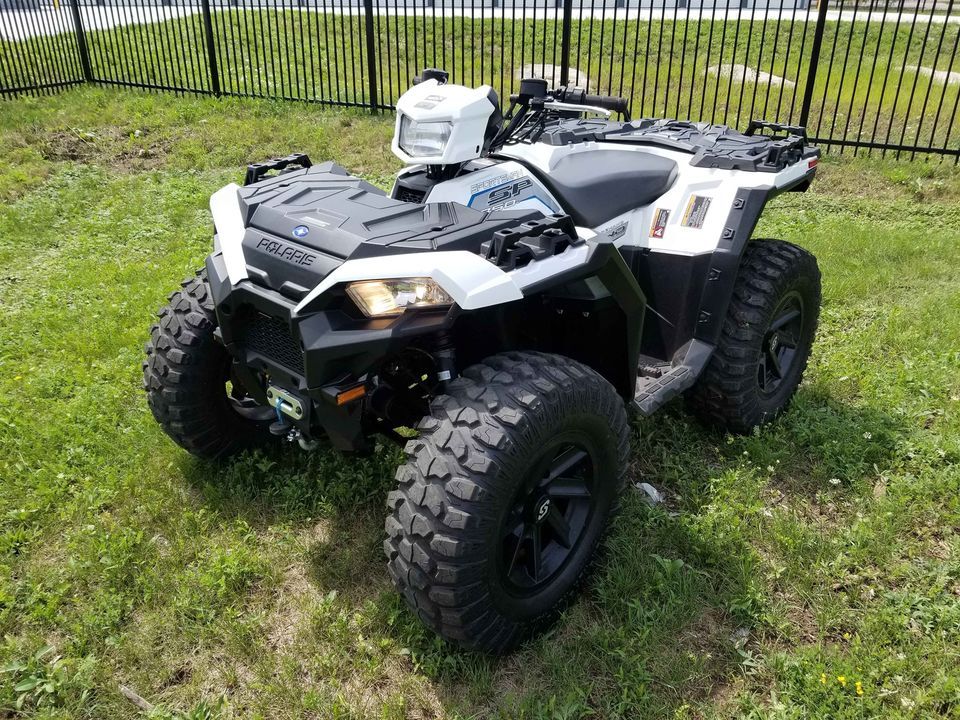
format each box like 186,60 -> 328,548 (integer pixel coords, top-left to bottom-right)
395,186 -> 426,204
238,313 -> 304,375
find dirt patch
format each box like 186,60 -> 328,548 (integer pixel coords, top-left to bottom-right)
681,607 -> 735,658
37,126 -> 173,171
339,660 -> 447,720
306,510 -> 392,601
265,564 -> 318,652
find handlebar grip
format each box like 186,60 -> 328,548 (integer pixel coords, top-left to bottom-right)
586,94 -> 630,115
552,87 -> 629,116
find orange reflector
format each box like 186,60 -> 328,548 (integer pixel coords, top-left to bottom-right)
336,385 -> 367,406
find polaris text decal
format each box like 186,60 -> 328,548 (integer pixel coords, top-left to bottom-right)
256,237 -> 317,267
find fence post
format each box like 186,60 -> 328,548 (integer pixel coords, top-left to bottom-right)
363,0 -> 380,110
68,0 -> 93,82
559,0 -> 573,86
200,0 -> 221,96
798,0 -> 830,129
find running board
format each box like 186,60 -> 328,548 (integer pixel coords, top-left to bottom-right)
631,340 -> 714,416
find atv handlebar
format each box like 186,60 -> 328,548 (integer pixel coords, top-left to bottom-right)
508,86 -> 631,120
551,87 -> 631,118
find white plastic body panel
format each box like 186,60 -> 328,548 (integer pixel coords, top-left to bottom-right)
294,250 -> 522,314
497,141 -> 810,257
293,242 -> 599,316
392,80 -> 497,165
210,182 -> 249,283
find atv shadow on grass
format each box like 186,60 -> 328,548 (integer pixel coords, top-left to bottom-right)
171,382 -> 908,716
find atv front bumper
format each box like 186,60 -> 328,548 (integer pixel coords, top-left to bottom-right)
205,252 -> 453,450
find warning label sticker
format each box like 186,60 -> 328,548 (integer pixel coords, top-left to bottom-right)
649,208 -> 670,239
682,195 -> 712,229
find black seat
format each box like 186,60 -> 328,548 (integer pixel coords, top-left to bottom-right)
531,149 -> 679,228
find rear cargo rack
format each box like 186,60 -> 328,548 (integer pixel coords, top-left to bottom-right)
535,117 -> 818,173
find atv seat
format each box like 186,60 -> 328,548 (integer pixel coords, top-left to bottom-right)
533,149 -> 678,228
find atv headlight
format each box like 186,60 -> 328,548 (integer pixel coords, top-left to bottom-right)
398,115 -> 452,158
346,278 -> 454,317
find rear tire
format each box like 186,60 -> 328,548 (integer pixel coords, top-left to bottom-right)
689,239 -> 821,433
384,352 -> 630,654
143,271 -> 275,460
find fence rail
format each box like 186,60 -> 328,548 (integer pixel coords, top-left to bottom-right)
1,0 -> 958,160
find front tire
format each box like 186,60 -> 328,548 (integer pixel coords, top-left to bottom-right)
384,352 -> 630,654
143,271 -> 275,460
689,239 -> 821,433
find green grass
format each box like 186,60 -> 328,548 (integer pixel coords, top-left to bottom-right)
1,86 -> 960,719
2,9 -> 960,153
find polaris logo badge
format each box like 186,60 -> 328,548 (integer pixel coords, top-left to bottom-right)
292,225 -> 310,238
256,237 -> 317,267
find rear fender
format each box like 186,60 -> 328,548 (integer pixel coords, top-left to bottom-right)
693,184 -> 794,347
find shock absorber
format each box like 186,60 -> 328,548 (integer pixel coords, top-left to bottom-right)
432,332 -> 457,387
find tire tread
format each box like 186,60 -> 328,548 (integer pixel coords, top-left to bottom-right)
689,239 -> 821,432
385,352 -> 630,653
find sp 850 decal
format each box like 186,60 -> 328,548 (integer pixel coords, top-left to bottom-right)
487,178 -> 533,206
467,174 -> 558,213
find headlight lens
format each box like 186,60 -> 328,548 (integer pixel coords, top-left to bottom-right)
398,115 -> 452,158
346,278 -> 454,317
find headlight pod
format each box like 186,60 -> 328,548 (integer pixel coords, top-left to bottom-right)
398,115 -> 452,158
346,278 -> 454,317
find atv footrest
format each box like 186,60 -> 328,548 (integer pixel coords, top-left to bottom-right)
632,340 -> 713,416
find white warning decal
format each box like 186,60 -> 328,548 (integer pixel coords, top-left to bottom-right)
682,195 -> 712,229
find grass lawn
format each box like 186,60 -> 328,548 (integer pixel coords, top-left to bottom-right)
1,87 -> 960,719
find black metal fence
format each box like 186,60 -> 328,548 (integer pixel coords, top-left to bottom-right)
1,0 -> 958,159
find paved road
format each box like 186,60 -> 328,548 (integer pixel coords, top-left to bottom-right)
1,3 -> 957,42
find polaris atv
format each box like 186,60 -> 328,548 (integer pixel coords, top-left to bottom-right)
144,69 -> 821,653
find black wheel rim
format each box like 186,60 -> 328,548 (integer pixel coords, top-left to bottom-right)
758,290 -> 805,396
499,438 -> 596,594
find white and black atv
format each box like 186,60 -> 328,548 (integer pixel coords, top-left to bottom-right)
144,69 -> 821,653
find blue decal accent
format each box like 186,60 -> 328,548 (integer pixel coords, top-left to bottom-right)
466,178 -> 561,213
292,225 -> 310,238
